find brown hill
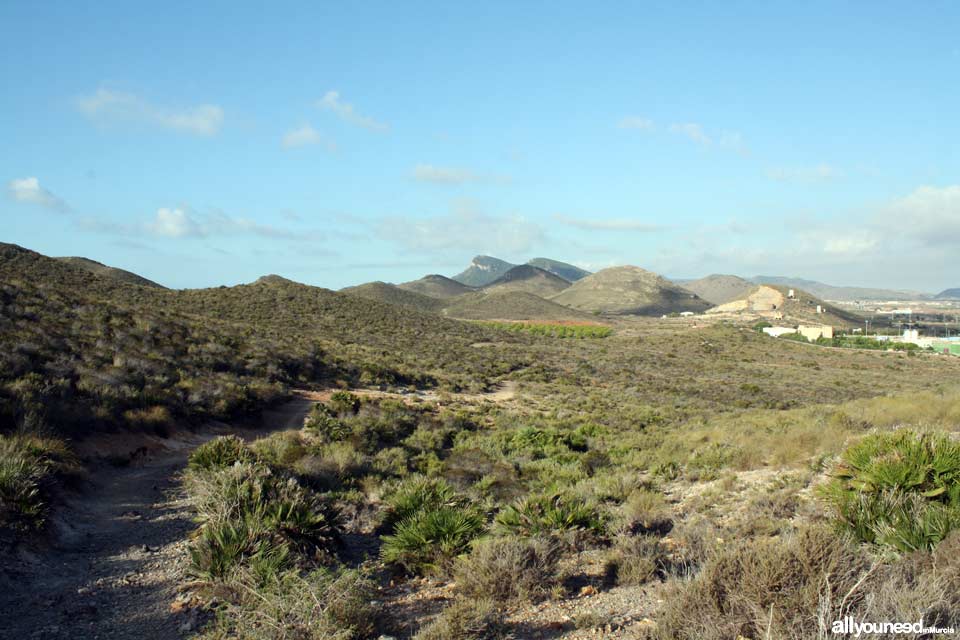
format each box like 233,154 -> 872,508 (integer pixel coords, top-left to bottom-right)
550,266 -> 710,316
680,274 -> 754,305
707,285 -> 864,327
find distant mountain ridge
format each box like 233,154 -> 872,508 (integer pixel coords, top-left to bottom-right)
526,258 -> 590,282
482,265 -> 571,297
451,255 -> 590,287
935,288 -> 960,300
749,276 -> 929,301
452,256 -> 515,287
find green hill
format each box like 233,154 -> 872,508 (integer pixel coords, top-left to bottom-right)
398,274 -> 476,299
550,266 -> 710,316
54,256 -> 165,289
482,265 -> 571,297
340,281 -> 447,312
0,243 -> 535,440
444,290 -> 597,322
526,258 -> 590,282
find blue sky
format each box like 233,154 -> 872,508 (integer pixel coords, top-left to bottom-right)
2,2 -> 958,291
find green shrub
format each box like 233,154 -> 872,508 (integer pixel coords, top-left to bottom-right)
188,435 -> 254,471
185,461 -> 341,579
380,506 -> 485,574
304,406 -> 350,443
413,597 -> 505,640
820,430 -> 960,551
494,493 -> 605,538
0,435 -> 76,531
453,536 -> 560,602
381,477 -> 465,532
189,518 -> 287,580
328,391 -> 361,415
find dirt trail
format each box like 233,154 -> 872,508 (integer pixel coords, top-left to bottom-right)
295,379 -> 519,405
0,397 -> 317,640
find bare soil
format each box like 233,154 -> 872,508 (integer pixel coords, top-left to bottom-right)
0,397 -> 316,640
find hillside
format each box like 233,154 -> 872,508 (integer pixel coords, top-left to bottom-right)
550,265 -> 711,316
750,275 -> 928,301
55,256 -> 165,288
707,284 -> 864,326
482,265 -> 571,297
526,258 -> 590,282
340,281 -> 446,313
443,290 -> 597,322
935,288 -> 960,300
398,274 -> 475,299
680,274 -> 754,305
451,255 -> 516,287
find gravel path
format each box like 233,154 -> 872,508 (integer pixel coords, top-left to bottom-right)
0,397 -> 316,640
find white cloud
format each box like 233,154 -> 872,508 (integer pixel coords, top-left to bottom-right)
766,164 -> 843,182
146,207 -> 203,238
281,124 -> 336,150
316,90 -> 388,132
669,122 -> 711,145
553,214 -> 664,232
6,176 -> 70,212
75,88 -> 224,136
411,164 -> 512,186
879,184 -> 960,247
412,164 -> 478,185
82,206 -> 326,242
617,116 -> 654,131
378,201 -> 543,253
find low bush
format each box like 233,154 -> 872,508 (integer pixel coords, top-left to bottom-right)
453,536 -> 560,603
200,567 -> 376,640
657,525 -> 869,640
380,477 -> 465,532
185,461 -> 340,579
188,435 -> 254,471
380,506 -> 485,574
0,434 -> 76,531
820,430 -> 960,551
604,535 -> 671,586
413,597 -> 505,640
494,493 -> 605,538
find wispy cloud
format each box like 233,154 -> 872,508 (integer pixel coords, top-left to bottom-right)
81,206 -> 327,242
378,201 -> 543,253
617,116 -> 654,131
766,163 -> 843,182
411,164 -> 511,186
553,214 -> 665,232
316,90 -> 388,132
668,122 -> 711,145
75,88 -> 224,136
281,124 -> 336,150
6,176 -> 70,212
